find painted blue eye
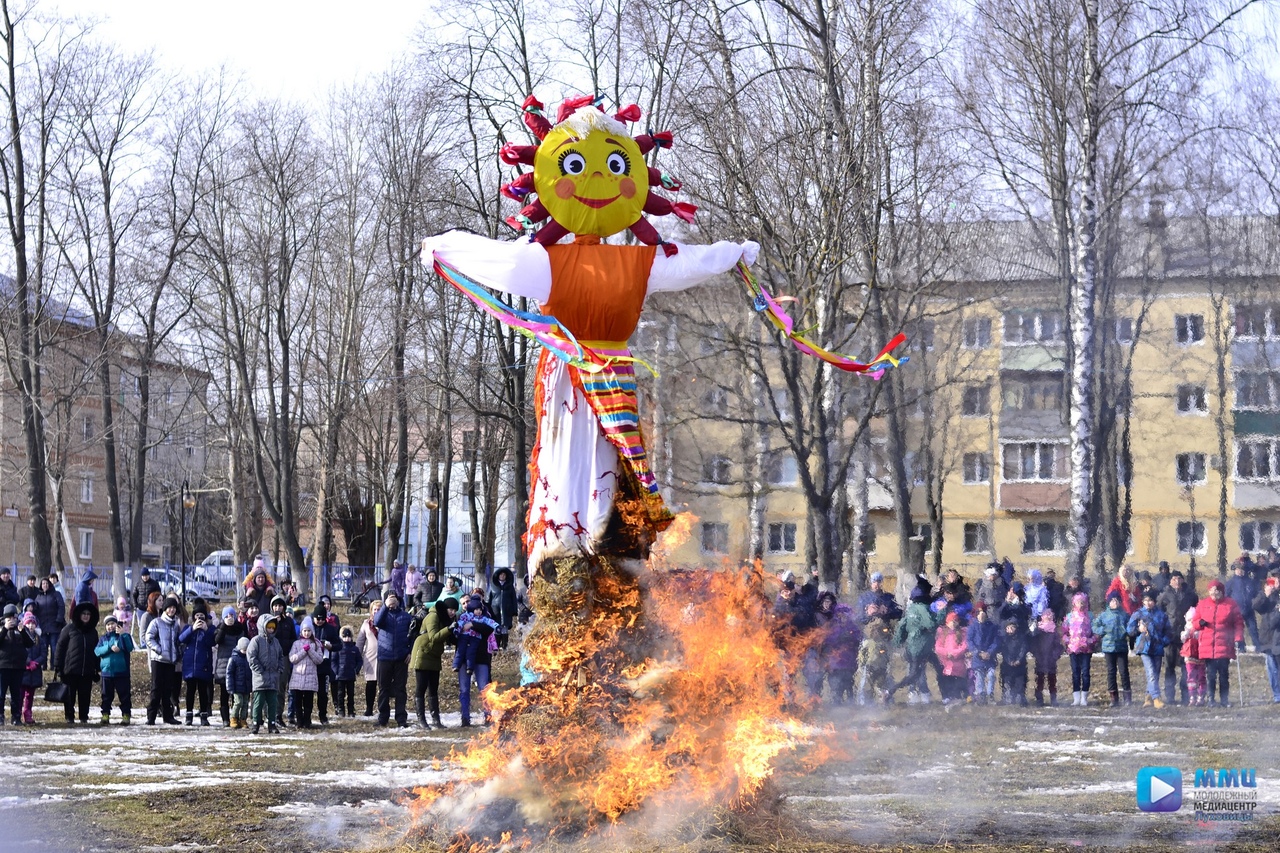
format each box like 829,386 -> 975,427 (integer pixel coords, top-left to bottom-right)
560,152 -> 585,175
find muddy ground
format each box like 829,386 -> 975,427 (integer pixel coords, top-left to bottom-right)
3,648 -> 1278,853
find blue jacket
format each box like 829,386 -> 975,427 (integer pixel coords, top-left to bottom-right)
178,624 -> 216,680
1226,575 -> 1258,613
854,589 -> 903,624
1092,606 -> 1130,654
372,603 -> 413,661
1127,607 -> 1172,657
75,568 -> 98,607
966,618 -> 1001,665
94,631 -> 135,677
333,640 -> 361,681
225,650 -> 253,694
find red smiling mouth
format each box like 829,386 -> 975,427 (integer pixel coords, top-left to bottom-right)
573,194 -> 619,208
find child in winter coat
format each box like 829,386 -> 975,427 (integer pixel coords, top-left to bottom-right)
1031,611 -> 1064,706
966,602 -> 1000,704
287,620 -> 324,729
886,589 -> 941,704
213,606 -> 244,727
1092,591 -> 1132,706
821,602 -> 862,705
1127,590 -> 1173,708
179,609 -> 217,725
225,637 -> 253,728
246,614 -> 284,734
999,619 -> 1029,706
0,604 -> 36,725
1062,592 -> 1097,706
933,611 -> 969,704
858,611 -> 894,705
1181,606 -> 1206,706
18,613 -> 42,723
332,626 -> 361,717
453,598 -> 499,675
112,596 -> 134,637
95,614 -> 135,724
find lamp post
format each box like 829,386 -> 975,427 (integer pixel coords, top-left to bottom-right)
180,480 -> 196,601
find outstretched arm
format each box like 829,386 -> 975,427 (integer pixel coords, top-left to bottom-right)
646,240 -> 760,294
421,230 -> 552,302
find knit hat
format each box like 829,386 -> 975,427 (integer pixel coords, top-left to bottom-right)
20,612 -> 37,629
1208,579 -> 1225,593
870,571 -> 884,583
1038,611 -> 1056,630
1143,590 -> 1157,603
1029,569 -> 1043,583
162,596 -> 180,612
191,598 -> 209,616
270,595 -> 288,609
1170,570 -> 1184,580
1072,592 -> 1088,608
984,566 -> 997,576
236,636 -> 250,652
945,611 -> 961,625
2,603 -> 16,618
1011,581 -> 1025,597
383,590 -> 400,603
1107,590 -> 1123,604
1159,560 -> 1170,570
103,614 -> 118,626
909,586 -> 930,603
974,600 -> 987,612
222,606 -> 237,620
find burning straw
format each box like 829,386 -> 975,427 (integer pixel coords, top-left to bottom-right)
411,554 -> 829,849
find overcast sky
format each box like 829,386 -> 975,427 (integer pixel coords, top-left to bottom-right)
50,0 -> 427,101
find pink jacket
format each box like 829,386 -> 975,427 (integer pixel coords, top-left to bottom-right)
1062,610 -> 1096,654
1192,597 -> 1244,660
934,625 -> 969,677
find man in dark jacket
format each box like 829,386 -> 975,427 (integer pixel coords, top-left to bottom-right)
1226,563 -> 1261,651
0,568 -> 19,611
55,601 -> 100,724
269,595 -> 298,725
974,565 -> 1008,612
416,569 -> 444,608
1157,570 -> 1198,705
131,568 -> 161,613
0,603 -> 37,725
1253,578 -> 1280,703
33,577 -> 65,670
372,590 -> 413,727
18,575 -> 38,606
855,572 -> 903,625
1044,569 -> 1067,619
311,603 -> 342,724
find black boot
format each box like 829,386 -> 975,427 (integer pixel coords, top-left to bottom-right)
185,712 -> 193,726
431,713 -> 444,728
417,710 -> 430,729
1109,690 -> 1119,708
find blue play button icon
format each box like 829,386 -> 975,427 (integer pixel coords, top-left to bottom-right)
1136,767 -> 1182,812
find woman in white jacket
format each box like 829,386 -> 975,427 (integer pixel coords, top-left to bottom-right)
354,600 -> 381,717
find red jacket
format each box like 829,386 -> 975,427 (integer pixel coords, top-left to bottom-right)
1105,577 -> 1141,615
1193,597 -> 1244,660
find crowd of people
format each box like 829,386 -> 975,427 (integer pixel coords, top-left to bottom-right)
0,563 -> 524,733
775,554 -> 1280,710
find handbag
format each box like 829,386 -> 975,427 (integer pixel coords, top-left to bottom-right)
43,681 -> 68,703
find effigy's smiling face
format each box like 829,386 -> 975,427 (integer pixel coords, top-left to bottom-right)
534,124 -> 648,238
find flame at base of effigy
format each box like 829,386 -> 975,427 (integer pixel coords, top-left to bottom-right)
410,552 -> 830,850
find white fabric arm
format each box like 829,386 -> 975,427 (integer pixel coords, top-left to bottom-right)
420,230 -> 552,302
647,240 -> 760,294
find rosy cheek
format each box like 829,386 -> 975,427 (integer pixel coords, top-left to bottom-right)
619,177 -> 636,199
555,178 -> 576,199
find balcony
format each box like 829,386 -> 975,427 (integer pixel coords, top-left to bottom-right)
999,481 -> 1070,512
1234,481 -> 1280,510
1000,408 -> 1068,441
1001,343 -> 1066,372
1231,339 -> 1280,372
1234,410 -> 1280,437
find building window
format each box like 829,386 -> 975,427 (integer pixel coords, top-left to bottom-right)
1003,377 -> 1063,411
1114,317 -> 1135,344
1235,304 -> 1280,338
165,385 -> 174,405
772,388 -> 792,423
1236,439 -> 1280,480
703,455 -> 733,485
915,522 -> 933,553
82,416 -> 94,440
700,522 -> 729,555
78,529 -> 93,559
862,523 -> 877,555
460,533 -> 474,563
767,522 -> 797,554
963,522 -> 990,554
186,445 -> 194,458
80,478 -> 93,504
1176,453 -> 1207,485
962,452 -> 991,484
1235,372 -> 1280,410
1177,521 -> 1206,554
461,430 -> 478,456
703,388 -> 729,415
146,524 -> 157,546
1176,384 -> 1207,413
962,384 -> 990,417
913,320 -> 935,351
766,453 -> 799,487
1241,521 -> 1278,552
1022,522 -> 1067,554
1002,442 -> 1066,482
963,317 -> 992,349
1004,310 -> 1065,345
1175,314 -> 1205,344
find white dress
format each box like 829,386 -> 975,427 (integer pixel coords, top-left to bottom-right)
421,231 -> 758,579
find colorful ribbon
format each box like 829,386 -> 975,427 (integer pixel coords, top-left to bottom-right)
735,260 -> 908,378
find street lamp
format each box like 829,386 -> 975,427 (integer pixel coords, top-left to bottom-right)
180,480 -> 196,601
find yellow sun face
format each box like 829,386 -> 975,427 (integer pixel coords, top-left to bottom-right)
533,123 -> 648,238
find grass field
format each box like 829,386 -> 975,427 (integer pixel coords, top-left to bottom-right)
4,643 -> 1279,852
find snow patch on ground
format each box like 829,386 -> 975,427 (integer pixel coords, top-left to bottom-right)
1001,739 -> 1170,756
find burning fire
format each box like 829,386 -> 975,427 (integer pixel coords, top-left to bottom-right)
412,532 -> 828,847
